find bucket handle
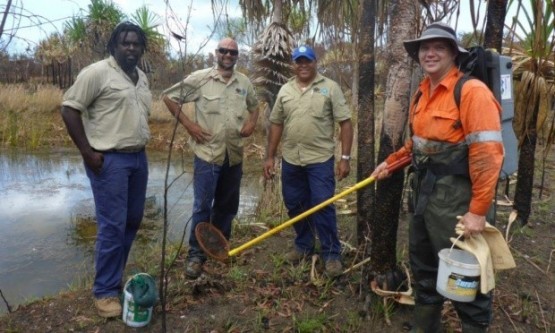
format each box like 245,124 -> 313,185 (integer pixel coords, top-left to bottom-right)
448,233 -> 464,256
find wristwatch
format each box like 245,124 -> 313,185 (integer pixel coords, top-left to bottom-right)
340,155 -> 351,161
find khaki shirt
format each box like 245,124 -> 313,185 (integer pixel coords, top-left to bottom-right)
62,56 -> 151,150
270,74 -> 351,166
164,67 -> 258,166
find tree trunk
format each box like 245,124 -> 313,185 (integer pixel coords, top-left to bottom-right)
513,128 -> 537,224
351,35 -> 359,107
370,0 -> 416,275
272,0 -> 282,24
484,0 -> 508,52
356,0 -> 376,249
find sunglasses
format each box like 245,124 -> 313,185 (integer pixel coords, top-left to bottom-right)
217,47 -> 239,56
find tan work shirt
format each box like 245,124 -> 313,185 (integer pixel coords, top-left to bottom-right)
62,56 -> 151,150
270,74 -> 351,166
164,66 -> 258,166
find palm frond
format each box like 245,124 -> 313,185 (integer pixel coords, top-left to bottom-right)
251,22 -> 294,108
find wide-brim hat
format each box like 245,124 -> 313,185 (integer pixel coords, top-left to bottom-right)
403,22 -> 468,63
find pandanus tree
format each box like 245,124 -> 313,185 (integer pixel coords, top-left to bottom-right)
61,0 -> 124,70
85,0 -> 125,58
237,0 -> 297,131
131,5 -> 168,74
507,0 -> 555,225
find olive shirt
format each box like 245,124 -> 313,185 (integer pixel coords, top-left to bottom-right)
163,66 -> 258,166
62,56 -> 151,151
270,74 -> 351,166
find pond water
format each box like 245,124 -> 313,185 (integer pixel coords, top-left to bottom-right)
0,149 -> 261,314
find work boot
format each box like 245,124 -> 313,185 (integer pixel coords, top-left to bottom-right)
461,322 -> 488,333
324,259 -> 343,278
94,296 -> 122,318
410,304 -> 443,333
185,260 -> 203,279
285,249 -> 309,264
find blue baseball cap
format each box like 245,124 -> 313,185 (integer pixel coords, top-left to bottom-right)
292,45 -> 316,61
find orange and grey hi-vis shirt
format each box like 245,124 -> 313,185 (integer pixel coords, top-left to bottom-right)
385,66 -> 504,215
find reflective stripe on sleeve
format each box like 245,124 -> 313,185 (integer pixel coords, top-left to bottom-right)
465,130 -> 503,145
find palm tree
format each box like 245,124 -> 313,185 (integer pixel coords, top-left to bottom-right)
86,0 -> 124,58
507,0 -> 555,225
239,0 -> 296,132
131,5 -> 167,74
64,16 -> 89,71
315,0 -> 361,106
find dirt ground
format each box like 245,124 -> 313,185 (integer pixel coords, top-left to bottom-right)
0,149 -> 554,333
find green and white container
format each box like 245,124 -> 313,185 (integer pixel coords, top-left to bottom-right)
122,273 -> 155,327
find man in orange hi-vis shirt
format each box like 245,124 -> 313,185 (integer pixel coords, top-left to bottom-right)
371,23 -> 503,333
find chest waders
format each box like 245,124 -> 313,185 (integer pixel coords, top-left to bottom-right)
408,143 -> 492,332
411,143 -> 470,217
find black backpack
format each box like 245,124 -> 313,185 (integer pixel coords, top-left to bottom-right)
454,46 -> 502,108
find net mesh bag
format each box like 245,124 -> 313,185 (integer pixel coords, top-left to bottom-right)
195,222 -> 230,262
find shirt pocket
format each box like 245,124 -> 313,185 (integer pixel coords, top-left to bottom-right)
105,82 -> 130,108
430,107 -> 461,138
231,91 -> 247,120
281,96 -> 296,118
200,95 -> 221,114
310,92 -> 328,118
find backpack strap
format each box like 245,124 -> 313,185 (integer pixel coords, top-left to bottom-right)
452,74 -> 476,130
454,74 -> 472,109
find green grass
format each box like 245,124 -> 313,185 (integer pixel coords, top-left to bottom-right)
293,313 -> 328,333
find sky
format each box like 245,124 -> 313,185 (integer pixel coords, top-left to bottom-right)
2,0 -> 529,56
2,0 -> 242,55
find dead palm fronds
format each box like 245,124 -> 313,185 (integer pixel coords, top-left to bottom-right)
250,21 -> 294,110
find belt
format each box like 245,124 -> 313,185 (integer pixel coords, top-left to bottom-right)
93,146 -> 145,153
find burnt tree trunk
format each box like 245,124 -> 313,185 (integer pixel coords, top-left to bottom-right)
513,127 -> 537,224
356,0 -> 376,249
371,0 -> 416,275
484,0 -> 508,52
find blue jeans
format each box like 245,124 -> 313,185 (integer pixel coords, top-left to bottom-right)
85,151 -> 148,298
188,155 -> 242,262
281,158 -> 340,261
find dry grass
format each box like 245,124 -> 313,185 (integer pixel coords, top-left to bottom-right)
0,84 -> 62,113
0,84 -> 65,148
0,85 -> 187,150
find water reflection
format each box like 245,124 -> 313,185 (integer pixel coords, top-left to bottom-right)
0,149 -> 260,314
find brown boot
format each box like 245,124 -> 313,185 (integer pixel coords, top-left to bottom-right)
285,249 -> 309,264
324,259 -> 343,278
94,297 -> 122,318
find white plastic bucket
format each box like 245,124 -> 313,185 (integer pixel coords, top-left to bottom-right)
122,273 -> 153,327
436,248 -> 480,302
